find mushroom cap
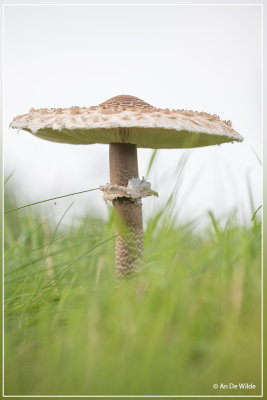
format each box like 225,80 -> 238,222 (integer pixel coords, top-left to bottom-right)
10,95 -> 243,149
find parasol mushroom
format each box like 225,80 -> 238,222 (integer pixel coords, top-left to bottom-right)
10,95 -> 243,276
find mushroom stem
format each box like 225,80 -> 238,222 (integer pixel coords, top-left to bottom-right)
109,142 -> 144,276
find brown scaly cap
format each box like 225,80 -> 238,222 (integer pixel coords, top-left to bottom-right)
10,95 -> 243,149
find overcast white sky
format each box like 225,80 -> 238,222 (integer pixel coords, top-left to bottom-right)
4,4 -> 262,226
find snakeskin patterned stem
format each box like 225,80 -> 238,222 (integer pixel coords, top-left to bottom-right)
109,141 -> 144,276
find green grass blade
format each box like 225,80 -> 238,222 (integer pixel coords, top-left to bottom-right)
4,187 -> 99,214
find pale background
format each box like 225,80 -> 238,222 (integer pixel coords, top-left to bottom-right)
4,4 -> 262,226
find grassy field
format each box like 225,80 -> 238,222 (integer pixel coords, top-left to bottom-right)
4,168 -> 261,396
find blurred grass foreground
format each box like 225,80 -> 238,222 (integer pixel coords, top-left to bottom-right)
4,158 -> 261,396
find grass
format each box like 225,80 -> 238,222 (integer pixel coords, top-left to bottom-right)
4,165 -> 262,396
